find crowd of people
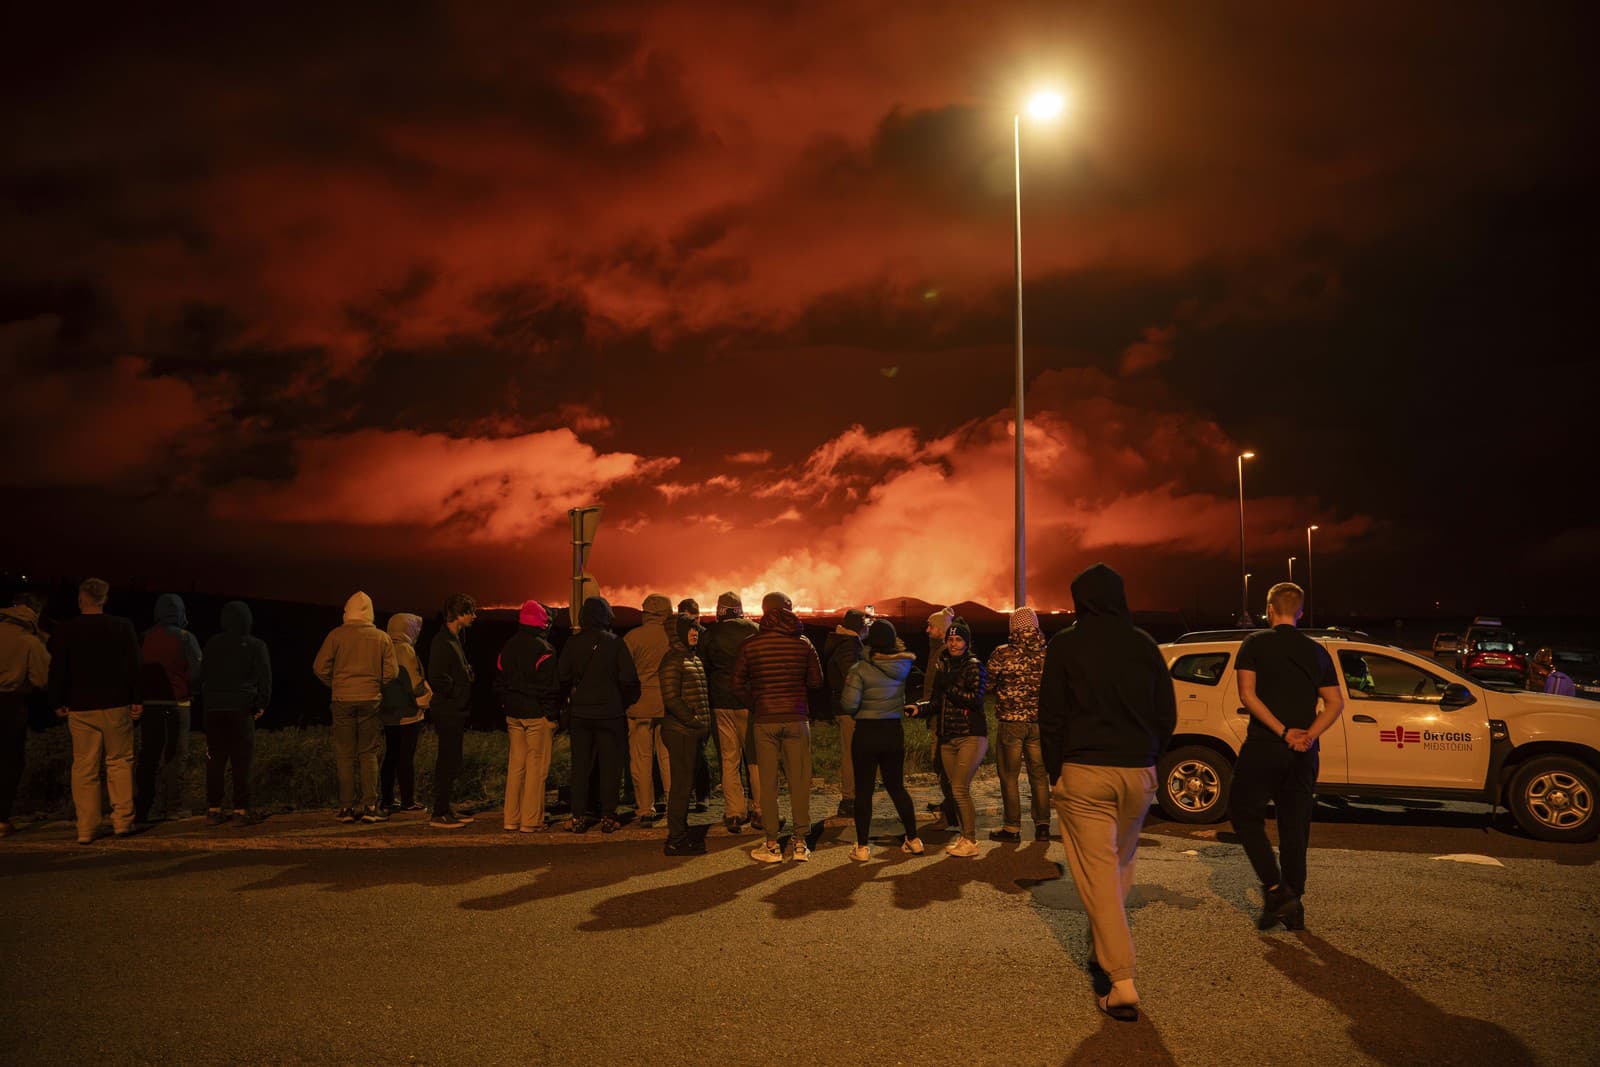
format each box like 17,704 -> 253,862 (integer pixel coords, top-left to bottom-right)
0,567 -> 1340,1023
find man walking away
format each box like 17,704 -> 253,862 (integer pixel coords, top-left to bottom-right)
427,594 -> 478,828
1230,581 -> 1344,932
313,591 -> 397,825
702,592 -> 760,834
660,614 -> 712,855
624,594 -> 674,827
496,600 -> 562,833
1040,563 -> 1176,1022
48,578 -> 142,844
734,591 -> 823,863
0,593 -> 50,836
559,596 -> 640,833
822,608 -> 868,819
987,607 -> 1051,843
200,601 -> 271,826
137,594 -> 201,824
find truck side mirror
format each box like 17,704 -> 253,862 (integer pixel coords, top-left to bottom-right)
1440,683 -> 1475,710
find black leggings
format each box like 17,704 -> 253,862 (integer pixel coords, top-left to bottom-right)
381,722 -> 420,808
851,718 -> 918,843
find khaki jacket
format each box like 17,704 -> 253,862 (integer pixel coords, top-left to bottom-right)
0,605 -> 50,693
313,592 -> 398,702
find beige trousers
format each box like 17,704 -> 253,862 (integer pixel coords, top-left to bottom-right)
836,713 -> 856,801
713,708 -> 762,820
628,717 -> 671,813
68,707 -> 136,839
504,717 -> 557,830
1053,762 -> 1158,983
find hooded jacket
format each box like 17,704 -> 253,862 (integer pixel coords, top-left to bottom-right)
840,651 -> 916,721
495,616 -> 562,721
987,610 -> 1047,723
428,621 -> 475,723
623,594 -> 674,720
700,606 -> 758,710
381,614 -> 431,726
200,601 -> 272,713
0,604 -> 50,693
1039,564 -> 1177,776
140,593 -> 202,703
659,615 -> 711,735
312,592 -> 398,703
822,627 -> 865,718
558,597 -> 642,720
923,634 -> 986,740
732,605 -> 823,724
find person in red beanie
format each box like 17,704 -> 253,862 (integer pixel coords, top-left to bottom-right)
495,600 -> 563,832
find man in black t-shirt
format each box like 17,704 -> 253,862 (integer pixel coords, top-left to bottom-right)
1230,582 -> 1344,931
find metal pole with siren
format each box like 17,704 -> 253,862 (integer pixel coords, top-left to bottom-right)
569,505 -> 602,628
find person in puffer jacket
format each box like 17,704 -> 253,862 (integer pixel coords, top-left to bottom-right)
821,608 -> 868,819
838,619 -> 923,860
495,600 -> 562,832
624,593 -> 674,827
733,591 -> 823,863
0,594 -> 50,836
379,613 -> 430,814
986,607 -> 1051,842
659,614 -> 711,855
137,593 -> 202,823
913,617 -> 986,857
313,591 -> 398,824
200,601 -> 271,826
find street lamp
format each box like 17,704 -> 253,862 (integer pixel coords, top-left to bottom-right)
1011,88 -> 1069,610
1306,524 -> 1320,627
1244,573 -> 1253,623
1236,451 -> 1255,625
1288,555 -> 1297,582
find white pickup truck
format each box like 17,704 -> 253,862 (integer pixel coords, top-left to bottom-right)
1156,629 -> 1600,842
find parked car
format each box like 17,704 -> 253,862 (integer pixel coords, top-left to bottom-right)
1159,628 -> 1600,842
1432,632 -> 1461,655
1456,623 -> 1527,685
1528,646 -> 1600,701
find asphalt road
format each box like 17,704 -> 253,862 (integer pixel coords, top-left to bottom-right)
2,791 -> 1595,1067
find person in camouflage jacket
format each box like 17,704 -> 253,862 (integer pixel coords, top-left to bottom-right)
985,607 -> 1051,842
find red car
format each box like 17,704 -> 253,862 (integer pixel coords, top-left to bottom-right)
1456,624 -> 1527,685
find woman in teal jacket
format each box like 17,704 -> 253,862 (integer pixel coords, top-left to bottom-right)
839,620 -> 924,860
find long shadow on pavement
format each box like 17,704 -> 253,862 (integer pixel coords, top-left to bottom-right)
458,836 -> 754,911
578,859 -> 788,931
886,839 -> 1060,911
1262,931 -> 1534,1066
1060,1011 -> 1179,1066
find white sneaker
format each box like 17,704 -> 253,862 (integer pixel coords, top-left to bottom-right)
849,843 -> 871,862
943,836 -> 979,858
902,837 -> 925,855
752,841 -> 784,864
791,840 -> 812,863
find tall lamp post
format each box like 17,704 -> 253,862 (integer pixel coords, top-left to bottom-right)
1306,524 -> 1320,627
1011,89 -> 1067,610
1236,451 -> 1255,625
1288,555 -> 1297,582
1244,573 -> 1253,623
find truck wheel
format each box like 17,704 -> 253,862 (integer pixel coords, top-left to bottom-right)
1157,745 -> 1233,823
1508,756 -> 1600,842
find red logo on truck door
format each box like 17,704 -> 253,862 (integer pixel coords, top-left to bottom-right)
1378,727 -> 1422,748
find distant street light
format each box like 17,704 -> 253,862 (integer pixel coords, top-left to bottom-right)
1288,555 -> 1297,582
1236,451 -> 1255,625
1010,88 -> 1070,610
1306,524 -> 1320,627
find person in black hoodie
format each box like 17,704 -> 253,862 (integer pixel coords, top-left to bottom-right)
558,596 -> 641,833
427,593 -> 478,829
200,601 -> 272,826
495,600 -> 563,833
1039,563 -> 1177,1023
659,614 -> 711,855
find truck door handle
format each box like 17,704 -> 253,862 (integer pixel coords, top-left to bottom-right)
1352,714 -> 1377,724
1235,707 -> 1249,716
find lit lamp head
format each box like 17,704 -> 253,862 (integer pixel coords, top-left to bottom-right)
1024,90 -> 1068,121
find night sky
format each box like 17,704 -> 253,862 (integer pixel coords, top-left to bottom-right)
3,3 -> 1593,616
